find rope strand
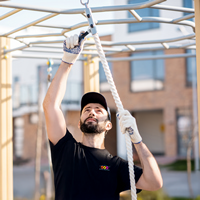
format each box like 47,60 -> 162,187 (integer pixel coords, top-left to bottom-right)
93,33 -> 137,200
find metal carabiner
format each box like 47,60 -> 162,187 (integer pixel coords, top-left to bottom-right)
80,0 -> 89,5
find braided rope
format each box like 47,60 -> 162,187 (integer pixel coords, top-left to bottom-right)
93,33 -> 137,200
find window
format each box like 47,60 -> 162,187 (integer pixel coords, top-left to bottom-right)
186,49 -> 196,87
183,0 -> 194,21
131,51 -> 164,92
99,61 -> 112,92
128,0 -> 160,32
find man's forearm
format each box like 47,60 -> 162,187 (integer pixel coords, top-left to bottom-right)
135,142 -> 163,190
43,62 -> 72,108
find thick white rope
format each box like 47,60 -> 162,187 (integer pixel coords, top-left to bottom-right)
93,33 -> 137,200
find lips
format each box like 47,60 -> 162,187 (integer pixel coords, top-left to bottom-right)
85,118 -> 97,123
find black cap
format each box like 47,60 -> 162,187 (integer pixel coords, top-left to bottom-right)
81,92 -> 111,120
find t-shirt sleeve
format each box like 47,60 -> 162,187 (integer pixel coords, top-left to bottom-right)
49,129 -> 75,163
117,158 -> 143,194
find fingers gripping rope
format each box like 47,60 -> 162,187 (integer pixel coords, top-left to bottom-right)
93,33 -> 137,200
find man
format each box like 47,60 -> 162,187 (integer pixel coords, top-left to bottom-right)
43,33 -> 163,200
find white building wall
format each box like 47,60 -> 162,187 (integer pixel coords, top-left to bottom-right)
113,0 -> 193,45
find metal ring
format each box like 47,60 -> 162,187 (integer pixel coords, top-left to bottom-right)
80,0 -> 89,5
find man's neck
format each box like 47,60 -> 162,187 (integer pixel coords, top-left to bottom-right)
81,132 -> 105,149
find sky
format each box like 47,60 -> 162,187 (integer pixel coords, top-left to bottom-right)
0,0 -> 115,36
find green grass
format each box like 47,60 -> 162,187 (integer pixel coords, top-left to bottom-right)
160,159 -> 197,171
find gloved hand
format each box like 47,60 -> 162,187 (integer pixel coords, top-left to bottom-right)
62,32 -> 86,64
117,110 -> 142,144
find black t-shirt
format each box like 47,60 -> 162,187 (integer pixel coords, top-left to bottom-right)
50,130 -> 143,200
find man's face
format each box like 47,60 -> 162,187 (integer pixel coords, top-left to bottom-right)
80,103 -> 111,135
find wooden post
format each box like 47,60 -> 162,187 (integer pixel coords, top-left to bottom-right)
83,55 -> 99,93
194,0 -> 200,159
0,37 -> 13,200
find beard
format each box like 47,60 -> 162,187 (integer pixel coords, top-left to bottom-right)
80,117 -> 107,134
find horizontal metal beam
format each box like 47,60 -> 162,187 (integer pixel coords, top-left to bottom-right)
12,54 -> 87,61
151,4 -> 194,13
105,43 -> 196,56
0,0 -> 165,14
84,33 -> 196,46
15,33 -> 63,39
12,53 -> 196,61
106,53 -> 196,62
4,34 -> 196,54
12,17 -> 195,40
34,24 -> 71,29
21,49 -> 99,55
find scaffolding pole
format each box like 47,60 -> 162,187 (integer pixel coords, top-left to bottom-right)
0,37 -> 13,200
194,0 -> 200,161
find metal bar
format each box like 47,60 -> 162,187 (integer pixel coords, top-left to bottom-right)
22,17 -> 195,39
126,45 -> 136,51
32,44 -> 62,49
34,24 -> 71,30
129,10 -> 142,22
61,17 -> 195,35
172,13 -> 195,23
161,43 -> 169,49
32,45 -> 123,52
0,0 -> 165,14
83,33 -> 196,46
194,0 -> 200,161
105,43 -> 196,56
4,44 -> 30,54
151,4 -> 194,13
21,49 -> 99,55
105,53 -> 196,61
10,17 -> 195,40
0,9 -> 21,20
29,39 -> 63,45
5,38 -> 196,55
15,33 -> 62,39
84,46 -> 123,52
2,13 -> 59,36
12,53 -> 196,61
12,54 -> 87,60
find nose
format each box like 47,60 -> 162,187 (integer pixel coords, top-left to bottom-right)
88,109 -> 96,117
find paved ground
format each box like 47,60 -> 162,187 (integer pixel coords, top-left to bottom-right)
13,162 -> 200,199
161,169 -> 200,198
14,164 -> 48,199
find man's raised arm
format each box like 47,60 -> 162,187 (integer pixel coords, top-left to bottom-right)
43,33 -> 85,145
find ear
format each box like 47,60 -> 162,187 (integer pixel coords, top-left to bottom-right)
78,120 -> 80,129
105,121 -> 112,131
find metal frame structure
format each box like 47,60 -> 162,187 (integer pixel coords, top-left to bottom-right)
0,0 -> 199,199
0,0 -> 197,61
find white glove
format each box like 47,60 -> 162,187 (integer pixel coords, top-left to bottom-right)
117,110 -> 142,144
62,32 -> 86,64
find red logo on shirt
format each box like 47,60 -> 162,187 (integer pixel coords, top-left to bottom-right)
99,165 -> 110,171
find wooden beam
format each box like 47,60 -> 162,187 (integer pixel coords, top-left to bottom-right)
194,0 -> 200,158
0,37 -> 13,200
83,55 -> 99,93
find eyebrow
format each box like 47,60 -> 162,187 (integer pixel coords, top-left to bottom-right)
83,106 -> 104,111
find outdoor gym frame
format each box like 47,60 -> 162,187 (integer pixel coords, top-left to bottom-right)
0,0 -> 200,199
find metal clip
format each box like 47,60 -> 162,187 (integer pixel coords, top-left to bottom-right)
81,2 -> 97,35
80,0 -> 89,5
